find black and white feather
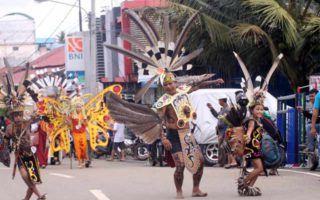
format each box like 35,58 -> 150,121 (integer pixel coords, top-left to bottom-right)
233,52 -> 283,102
104,10 -> 202,103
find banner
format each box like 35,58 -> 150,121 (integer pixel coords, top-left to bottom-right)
65,36 -> 85,71
309,76 -> 320,90
66,71 -> 85,86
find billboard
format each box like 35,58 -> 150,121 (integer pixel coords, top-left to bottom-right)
65,36 -> 85,71
66,36 -> 86,89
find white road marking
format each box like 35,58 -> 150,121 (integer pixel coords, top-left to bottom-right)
279,169 -> 320,178
50,173 -> 74,179
90,190 -> 111,200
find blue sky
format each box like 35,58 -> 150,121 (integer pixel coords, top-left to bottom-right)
0,0 -> 124,38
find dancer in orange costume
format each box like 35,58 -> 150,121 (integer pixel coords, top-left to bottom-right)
70,97 -> 88,168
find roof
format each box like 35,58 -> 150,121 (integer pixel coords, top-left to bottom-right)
0,46 -> 65,84
31,46 -> 65,69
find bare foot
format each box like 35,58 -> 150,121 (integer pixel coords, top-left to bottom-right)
176,191 -> 184,199
192,190 -> 207,197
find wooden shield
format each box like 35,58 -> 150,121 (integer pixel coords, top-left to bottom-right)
178,129 -> 201,174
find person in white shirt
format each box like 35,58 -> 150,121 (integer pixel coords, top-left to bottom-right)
108,122 -> 125,161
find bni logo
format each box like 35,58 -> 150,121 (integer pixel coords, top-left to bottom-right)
67,37 -> 83,53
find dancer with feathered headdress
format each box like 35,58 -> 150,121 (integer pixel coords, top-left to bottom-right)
1,59 -> 47,200
24,65 -> 123,168
223,52 -> 283,196
105,10 -> 224,198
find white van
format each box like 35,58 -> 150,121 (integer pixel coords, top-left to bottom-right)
189,88 -> 278,166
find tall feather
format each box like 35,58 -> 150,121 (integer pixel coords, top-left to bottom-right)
170,48 -> 203,70
104,44 -> 157,67
119,32 -> 146,51
3,58 -> 15,94
170,11 -> 199,65
5,74 -> 12,96
175,74 -> 215,85
233,52 -> 254,100
0,76 -> 8,95
134,75 -> 158,103
141,14 -> 160,41
262,53 -> 283,90
126,10 -> 158,47
163,16 -> 171,62
17,62 -> 30,97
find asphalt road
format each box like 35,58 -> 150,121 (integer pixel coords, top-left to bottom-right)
1,157 -> 320,200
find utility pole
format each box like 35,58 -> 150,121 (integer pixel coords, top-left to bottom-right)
90,0 -> 97,94
78,0 -> 82,31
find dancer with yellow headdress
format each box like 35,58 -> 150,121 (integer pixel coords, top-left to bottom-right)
23,66 -> 123,169
69,96 -> 88,168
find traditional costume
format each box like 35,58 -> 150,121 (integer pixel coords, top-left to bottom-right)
222,52 -> 283,196
36,121 -> 49,167
24,67 -> 123,168
0,60 -> 46,199
104,9 -> 210,171
70,96 -> 88,167
104,10 -> 226,198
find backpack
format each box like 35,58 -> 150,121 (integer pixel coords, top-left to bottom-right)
261,134 -> 284,169
261,117 -> 283,144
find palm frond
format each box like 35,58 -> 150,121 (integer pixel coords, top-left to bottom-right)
243,0 -> 299,47
170,2 -> 233,48
231,23 -> 279,58
302,16 -> 320,36
201,14 -> 233,48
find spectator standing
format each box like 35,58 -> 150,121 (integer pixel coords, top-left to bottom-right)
207,95 -> 237,168
108,122 -> 125,161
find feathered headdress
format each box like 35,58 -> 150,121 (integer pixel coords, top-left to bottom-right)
23,67 -> 83,102
233,52 -> 283,103
1,58 -> 34,120
104,10 -> 203,103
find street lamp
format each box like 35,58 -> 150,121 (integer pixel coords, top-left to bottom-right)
35,0 -> 98,95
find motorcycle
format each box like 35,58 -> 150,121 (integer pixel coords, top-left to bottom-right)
124,131 -> 149,161
148,139 -> 165,166
92,131 -> 113,159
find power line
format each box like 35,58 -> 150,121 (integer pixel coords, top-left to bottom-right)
16,0 -> 78,67
4,4 -> 58,57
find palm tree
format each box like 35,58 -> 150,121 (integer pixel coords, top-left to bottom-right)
56,31 -> 66,44
167,0 -> 320,90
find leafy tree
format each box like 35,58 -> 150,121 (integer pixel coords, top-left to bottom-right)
166,0 -> 320,90
56,31 -> 66,44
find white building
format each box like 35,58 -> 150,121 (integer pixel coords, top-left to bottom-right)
0,12 -> 39,67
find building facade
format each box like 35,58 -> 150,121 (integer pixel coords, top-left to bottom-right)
0,13 -> 38,67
